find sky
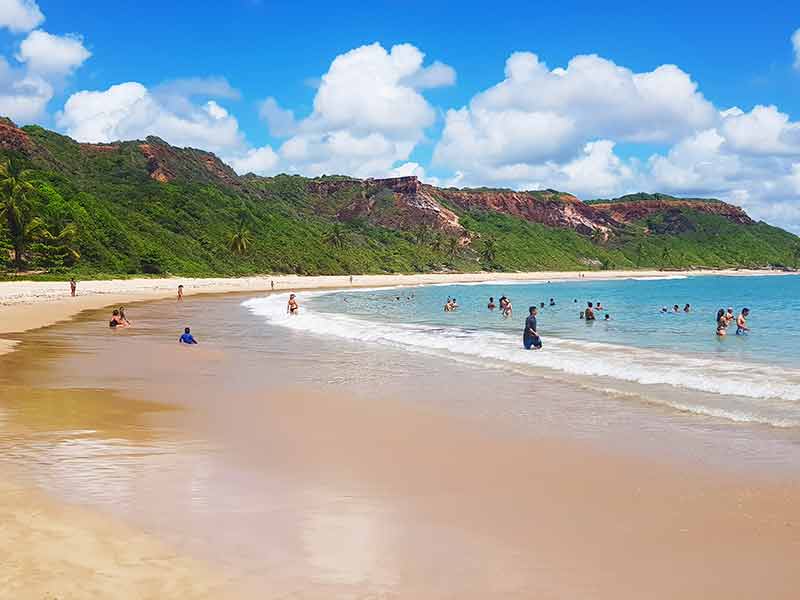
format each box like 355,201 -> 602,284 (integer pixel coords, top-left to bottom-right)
1,0 -> 800,231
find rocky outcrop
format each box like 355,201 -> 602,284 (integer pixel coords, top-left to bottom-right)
0,118 -> 33,155
137,137 -> 239,185
590,194 -> 754,226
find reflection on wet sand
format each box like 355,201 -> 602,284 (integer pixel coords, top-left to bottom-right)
1,294 -> 799,598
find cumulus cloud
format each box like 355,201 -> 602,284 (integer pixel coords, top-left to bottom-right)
57,82 -> 245,152
16,30 -> 90,76
227,145 -> 279,175
243,42 -> 451,178
793,28 -> 800,70
0,0 -> 43,33
0,56 -> 51,121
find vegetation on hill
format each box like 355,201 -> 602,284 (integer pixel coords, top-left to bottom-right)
1,123 -> 798,279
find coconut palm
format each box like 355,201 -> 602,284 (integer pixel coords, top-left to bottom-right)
323,223 -> 348,249
480,236 -> 497,265
228,219 -> 253,255
45,222 -> 81,265
446,236 -> 461,260
0,159 -> 41,270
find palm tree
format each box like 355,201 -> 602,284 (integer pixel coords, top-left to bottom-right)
414,224 -> 432,246
0,159 -> 39,270
45,222 -> 81,265
228,218 -> 253,255
431,232 -> 445,253
480,236 -> 497,265
323,223 -> 348,249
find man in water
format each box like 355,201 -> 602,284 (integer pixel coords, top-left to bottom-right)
725,307 -> 735,327
549,298 -> 556,306
604,313 -> 611,321
523,306 -> 542,350
487,297 -> 496,310
673,304 -> 680,313
179,327 -> 198,344
69,278 -> 77,297
585,302 -> 596,321
287,293 -> 299,314
736,308 -> 750,335
684,303 -> 691,313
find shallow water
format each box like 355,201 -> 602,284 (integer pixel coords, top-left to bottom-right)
248,274 -> 800,429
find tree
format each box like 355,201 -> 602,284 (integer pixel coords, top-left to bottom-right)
39,222 -> 81,267
323,222 -> 348,249
0,159 -> 44,270
480,236 -> 497,266
414,224 -> 432,246
446,236 -> 461,260
228,218 -> 253,255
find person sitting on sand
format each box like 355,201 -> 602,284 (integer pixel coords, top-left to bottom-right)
109,309 -> 128,329
716,308 -> 728,336
177,285 -> 184,301
684,303 -> 691,313
523,306 -> 542,350
488,297 -> 496,310
736,308 -> 750,335
585,302 -> 596,321
179,327 -> 198,344
70,278 -> 77,297
287,293 -> 299,315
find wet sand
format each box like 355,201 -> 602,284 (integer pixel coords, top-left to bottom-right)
1,289 -> 799,598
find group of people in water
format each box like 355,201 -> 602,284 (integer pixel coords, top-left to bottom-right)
107,284 -> 199,344
716,306 -> 750,336
578,301 -> 611,321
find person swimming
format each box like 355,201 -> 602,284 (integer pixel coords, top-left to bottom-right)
487,297 -> 496,310
539,302 -> 545,309
736,308 -> 750,335
579,311 -> 585,319
287,293 -> 299,314
684,303 -> 691,313
179,327 -> 198,344
604,313 -> 611,320
523,306 -> 542,350
549,298 -> 556,306
673,304 -> 680,313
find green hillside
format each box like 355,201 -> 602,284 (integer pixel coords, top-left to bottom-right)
1,124 -> 798,279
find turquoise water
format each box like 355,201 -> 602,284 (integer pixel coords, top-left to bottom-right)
244,274 -> 800,428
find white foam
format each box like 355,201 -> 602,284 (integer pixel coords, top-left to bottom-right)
242,293 -> 800,428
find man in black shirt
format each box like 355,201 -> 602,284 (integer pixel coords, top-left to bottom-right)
523,306 -> 542,350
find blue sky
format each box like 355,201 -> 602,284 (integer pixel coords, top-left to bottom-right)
1,0 -> 800,230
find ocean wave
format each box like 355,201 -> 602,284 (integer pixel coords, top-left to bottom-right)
242,293 -> 800,428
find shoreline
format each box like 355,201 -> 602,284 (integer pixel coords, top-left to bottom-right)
1,268 -> 793,356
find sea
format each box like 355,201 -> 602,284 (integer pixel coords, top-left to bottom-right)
244,274 -> 800,430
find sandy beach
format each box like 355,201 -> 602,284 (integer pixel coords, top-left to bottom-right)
1,270 -> 799,598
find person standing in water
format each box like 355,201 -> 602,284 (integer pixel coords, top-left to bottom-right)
523,306 -> 542,350
585,302 -> 596,321
736,308 -> 750,335
179,327 -> 198,344
488,297 -> 496,310
684,303 -> 691,313
287,293 -> 299,315
716,308 -> 728,336
177,285 -> 184,301
69,278 -> 77,297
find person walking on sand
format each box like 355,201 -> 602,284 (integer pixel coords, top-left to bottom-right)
271,280 -> 274,291
287,293 -> 299,315
523,306 -> 542,350
179,327 -> 198,344
69,278 -> 76,297
177,285 -> 184,301
736,308 -> 750,335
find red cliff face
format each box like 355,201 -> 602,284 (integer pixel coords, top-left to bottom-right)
309,176 -> 466,236
590,198 -> 754,225
424,185 -> 618,237
0,118 -> 33,155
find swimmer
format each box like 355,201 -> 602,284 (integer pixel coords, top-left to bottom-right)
549,298 -> 556,306
287,293 -> 299,314
673,304 -> 680,313
604,313 -> 611,321
179,327 -> 198,344
684,303 -> 691,313
539,302 -> 545,309
487,297 -> 496,310
736,308 -> 750,335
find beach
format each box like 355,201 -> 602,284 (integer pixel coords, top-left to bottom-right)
1,270 -> 799,598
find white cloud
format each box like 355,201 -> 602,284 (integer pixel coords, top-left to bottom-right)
241,42 -> 452,178
258,96 -> 295,136
0,56 -> 51,121
16,30 -> 90,76
720,105 -> 800,155
0,0 -> 43,33
57,82 -> 245,152
227,145 -> 279,175
793,28 -> 800,70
